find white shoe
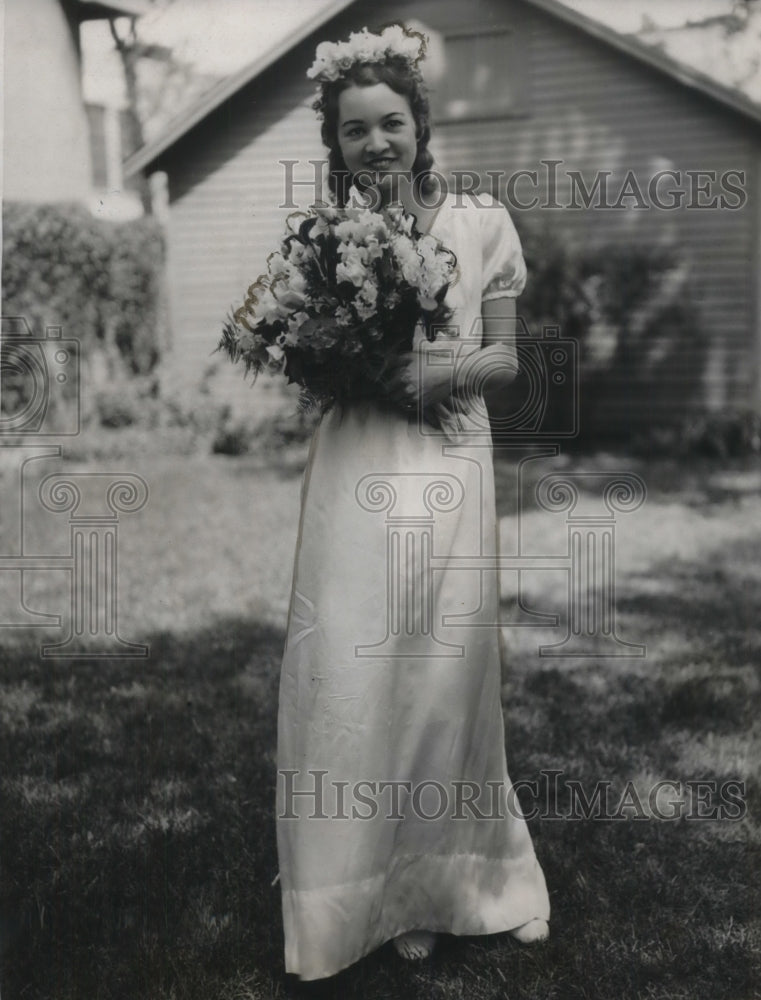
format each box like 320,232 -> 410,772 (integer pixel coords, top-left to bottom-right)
392,930 -> 437,959
509,919 -> 549,944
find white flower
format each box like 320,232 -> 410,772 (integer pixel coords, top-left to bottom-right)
273,284 -> 306,312
286,268 -> 308,295
268,252 -> 288,277
336,257 -> 367,287
287,241 -> 311,266
286,310 -> 310,333
347,184 -> 371,210
358,280 -> 378,306
306,25 -> 426,83
365,240 -> 384,262
385,202 -> 414,236
417,293 -> 439,311
334,211 -> 387,247
256,288 -> 285,325
391,235 -> 422,286
269,265 -> 308,312
312,204 -> 339,238
355,279 -> 379,320
265,343 -> 285,364
307,41 -> 343,81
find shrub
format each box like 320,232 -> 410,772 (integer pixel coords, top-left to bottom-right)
682,409 -> 761,458
211,420 -> 254,456
629,408 -> 761,459
514,213 -> 703,440
258,408 -> 320,452
2,201 -> 165,377
211,407 -> 318,457
107,216 -> 165,374
94,381 -> 147,429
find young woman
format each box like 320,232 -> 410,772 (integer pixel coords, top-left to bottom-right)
275,24 -> 550,981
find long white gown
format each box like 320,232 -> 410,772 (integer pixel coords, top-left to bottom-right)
275,191 -> 550,980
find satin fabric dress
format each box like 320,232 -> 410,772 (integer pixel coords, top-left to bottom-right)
275,192 -> 550,980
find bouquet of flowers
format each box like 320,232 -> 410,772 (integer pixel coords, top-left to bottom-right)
215,199 -> 457,417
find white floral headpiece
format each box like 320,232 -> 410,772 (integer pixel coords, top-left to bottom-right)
307,24 -> 427,84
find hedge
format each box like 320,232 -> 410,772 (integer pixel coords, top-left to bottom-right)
513,213 -> 703,439
2,201 -> 165,375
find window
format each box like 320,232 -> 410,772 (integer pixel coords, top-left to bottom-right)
430,27 -> 527,123
85,103 -> 109,188
85,102 -> 127,190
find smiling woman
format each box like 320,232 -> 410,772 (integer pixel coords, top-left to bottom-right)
337,84 -> 418,194
269,23 -> 550,982
313,40 -> 437,211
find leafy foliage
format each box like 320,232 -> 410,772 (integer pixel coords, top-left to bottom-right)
514,213 -> 706,440
2,201 -> 165,375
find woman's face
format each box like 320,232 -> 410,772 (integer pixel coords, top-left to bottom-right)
337,82 -> 418,197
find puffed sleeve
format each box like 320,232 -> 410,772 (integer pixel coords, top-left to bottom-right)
479,194 -> 527,300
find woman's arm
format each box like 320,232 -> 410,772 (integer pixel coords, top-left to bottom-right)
452,296 -> 519,418
482,295 -> 518,351
385,297 -> 520,416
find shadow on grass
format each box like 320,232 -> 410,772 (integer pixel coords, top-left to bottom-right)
493,452 -> 761,519
0,618 -> 287,1000
1,566 -> 759,999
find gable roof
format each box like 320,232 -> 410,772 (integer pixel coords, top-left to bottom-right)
528,0 -> 761,123
124,0 -> 761,177
124,0 -> 355,175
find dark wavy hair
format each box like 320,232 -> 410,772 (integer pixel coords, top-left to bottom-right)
313,51 -> 436,207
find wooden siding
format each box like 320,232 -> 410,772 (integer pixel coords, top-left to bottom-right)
160,57 -> 323,409
155,0 -> 761,431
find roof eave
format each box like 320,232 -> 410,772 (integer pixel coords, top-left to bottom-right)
124,0 -> 356,176
521,0 -> 761,127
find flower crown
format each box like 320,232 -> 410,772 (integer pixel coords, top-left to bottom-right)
307,23 -> 427,84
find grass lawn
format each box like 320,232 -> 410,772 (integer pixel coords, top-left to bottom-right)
0,448 -> 759,999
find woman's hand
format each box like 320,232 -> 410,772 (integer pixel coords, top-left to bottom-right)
380,343 -> 468,425
384,340 -> 518,413
397,344 -> 456,409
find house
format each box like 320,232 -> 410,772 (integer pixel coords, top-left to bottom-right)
123,0 -> 761,433
4,0 -> 148,209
